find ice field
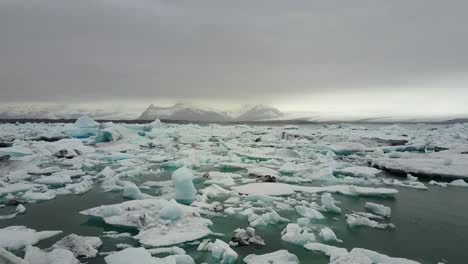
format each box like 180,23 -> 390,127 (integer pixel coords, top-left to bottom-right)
0,117 -> 467,263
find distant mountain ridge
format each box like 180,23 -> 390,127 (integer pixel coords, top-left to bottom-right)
138,103 -> 284,122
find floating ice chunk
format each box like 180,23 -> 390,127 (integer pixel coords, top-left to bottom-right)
295,205 -> 325,219
364,202 -> 391,218
24,246 -> 79,264
232,183 -> 398,197
304,243 -> 420,264
346,214 -> 394,229
197,239 -> 238,264
320,193 -> 341,213
0,204 -> 26,220
159,201 -> 183,221
172,167 -> 197,204
52,234 -> 103,258
0,182 -> 38,196
383,179 -> 428,190
0,146 -> 33,157
330,142 -> 367,155
135,217 -> 212,247
65,180 -> 93,194
449,179 -> 468,187
407,174 -> 418,181
319,227 -> 342,243
429,180 -> 448,187
247,166 -> 279,177
0,248 -> 27,264
279,162 -> 297,175
81,199 -> 212,247
273,149 -> 301,159
243,250 -> 300,264
104,248 -> 155,264
74,116 -> 99,128
155,254 -> 195,264
281,223 -> 316,245
249,210 -> 289,227
62,128 -> 98,139
334,166 -> 381,178
229,227 -> 265,246
35,175 -> 71,186
199,184 -> 233,200
373,154 -> 468,180
122,181 -> 151,200
22,190 -> 56,202
203,171 -> 240,186
232,183 -> 295,196
0,226 -> 62,250
147,246 -> 186,256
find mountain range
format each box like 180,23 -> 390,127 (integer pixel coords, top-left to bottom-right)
138,103 -> 284,122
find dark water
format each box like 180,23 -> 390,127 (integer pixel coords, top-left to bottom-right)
2,171 -> 467,264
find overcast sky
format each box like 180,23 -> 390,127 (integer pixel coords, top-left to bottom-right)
1,0 -> 468,115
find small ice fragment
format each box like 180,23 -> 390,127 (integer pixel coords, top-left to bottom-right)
319,227 -> 342,243
197,239 -> 238,264
229,227 -> 265,246
52,234 -> 103,258
364,202 -> 391,218
281,224 -> 315,245
320,193 -> 341,213
243,250 -> 300,264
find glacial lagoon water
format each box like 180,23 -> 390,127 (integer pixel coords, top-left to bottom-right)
1,121 -> 468,263
1,169 -> 467,264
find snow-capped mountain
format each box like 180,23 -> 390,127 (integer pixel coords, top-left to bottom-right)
138,103 -> 284,122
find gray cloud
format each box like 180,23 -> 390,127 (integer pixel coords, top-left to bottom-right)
1,0 -> 468,113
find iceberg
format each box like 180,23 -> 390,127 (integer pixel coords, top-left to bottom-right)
172,167 -> 197,204
364,202 -> 391,218
281,223 -> 316,245
51,234 -> 102,258
24,245 -> 79,264
0,226 -> 62,250
319,227 -> 342,243
244,250 -> 300,264
197,239 -> 238,264
229,227 -> 265,246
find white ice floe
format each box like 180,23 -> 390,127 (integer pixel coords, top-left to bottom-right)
0,226 -> 62,250
304,243 -> 420,264
320,193 -> 342,213
319,227 -> 342,243
232,183 -> 398,197
364,202 -> 391,218
249,209 -> 289,227
24,245 -> 79,264
0,248 -> 28,264
243,250 -> 300,264
229,227 -> 265,246
295,205 -> 325,220
281,223 -> 316,245
334,166 -> 382,178
104,247 -> 154,264
197,239 -> 238,264
0,204 -> 26,220
346,214 -> 395,229
51,234 -> 102,258
373,152 -> 468,180
448,179 -> 468,187
80,199 -> 213,247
